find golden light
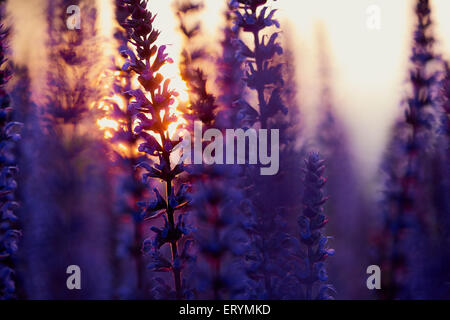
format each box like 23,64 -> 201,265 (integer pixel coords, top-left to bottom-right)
97,117 -> 119,131
93,0 -> 194,159
166,103 -> 188,139
108,94 -> 127,112
118,143 -> 129,154
97,116 -> 120,140
10,0 -> 450,186
104,131 -> 114,139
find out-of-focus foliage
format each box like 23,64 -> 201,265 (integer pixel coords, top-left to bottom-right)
0,1 -> 21,299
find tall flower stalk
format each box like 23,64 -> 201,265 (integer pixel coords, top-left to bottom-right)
437,63 -> 450,219
378,0 -> 440,299
120,0 -> 191,300
103,0 -> 148,298
0,1 -> 21,299
189,165 -> 247,299
216,1 -> 246,129
176,0 -> 218,126
173,1 -> 247,299
21,0 -> 114,299
44,0 -> 104,126
232,0 -> 292,299
314,26 -> 369,299
297,153 -> 334,300
421,60 -> 450,299
232,0 -> 287,129
441,63 -> 450,140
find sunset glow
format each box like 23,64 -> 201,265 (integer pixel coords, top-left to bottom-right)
5,0 -> 450,302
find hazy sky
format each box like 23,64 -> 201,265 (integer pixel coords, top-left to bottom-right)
276,0 -> 450,179
10,0 -> 450,182
142,0 -> 450,181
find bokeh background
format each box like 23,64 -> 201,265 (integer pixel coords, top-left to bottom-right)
9,0 -> 450,181
1,0 -> 448,300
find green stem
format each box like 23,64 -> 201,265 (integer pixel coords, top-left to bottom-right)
163,148 -> 182,299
